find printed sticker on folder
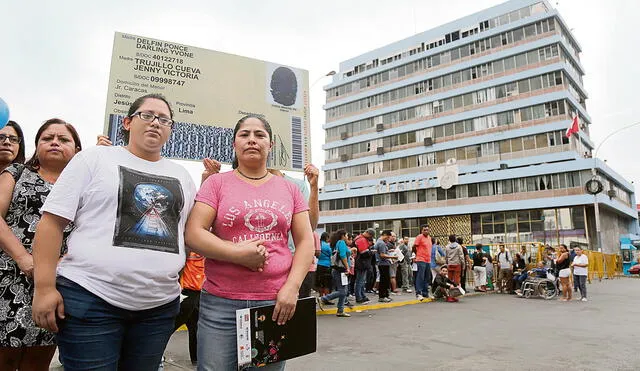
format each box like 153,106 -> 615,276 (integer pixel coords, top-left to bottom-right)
236,297 -> 317,370
236,308 -> 252,366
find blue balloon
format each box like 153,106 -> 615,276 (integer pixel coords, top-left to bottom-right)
0,98 -> 9,130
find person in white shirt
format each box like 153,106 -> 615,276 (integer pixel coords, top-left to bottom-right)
30,94 -> 221,370
572,247 -> 589,301
496,245 -> 513,293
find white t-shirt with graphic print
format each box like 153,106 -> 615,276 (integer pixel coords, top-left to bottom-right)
42,146 -> 196,310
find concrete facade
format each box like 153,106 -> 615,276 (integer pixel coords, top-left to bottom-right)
319,0 -> 638,251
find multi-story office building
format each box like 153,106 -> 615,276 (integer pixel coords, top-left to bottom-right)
319,0 -> 638,253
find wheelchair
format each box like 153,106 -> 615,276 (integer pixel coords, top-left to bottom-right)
517,276 -> 558,300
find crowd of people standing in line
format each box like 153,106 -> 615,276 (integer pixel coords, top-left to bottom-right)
314,225 -> 592,317
315,225 -> 471,313
0,93 -> 322,371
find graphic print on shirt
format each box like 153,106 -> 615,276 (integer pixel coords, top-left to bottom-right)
113,166 -> 184,253
221,199 -> 291,243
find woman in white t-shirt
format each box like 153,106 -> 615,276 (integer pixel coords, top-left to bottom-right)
185,115 -> 314,370
31,94 -> 197,371
572,247 -> 589,301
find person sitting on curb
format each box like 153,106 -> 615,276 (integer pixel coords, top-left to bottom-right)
432,266 -> 461,302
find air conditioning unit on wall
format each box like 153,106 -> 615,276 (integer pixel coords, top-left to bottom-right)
424,137 -> 433,146
607,189 -> 617,198
340,154 -> 350,162
377,147 -> 385,155
376,123 -> 384,132
340,132 -> 348,140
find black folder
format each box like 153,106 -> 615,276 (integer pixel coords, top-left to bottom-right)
236,297 -> 317,370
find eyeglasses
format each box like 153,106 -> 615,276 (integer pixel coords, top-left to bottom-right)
131,112 -> 174,127
0,134 -> 21,144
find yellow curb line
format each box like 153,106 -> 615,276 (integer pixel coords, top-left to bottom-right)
175,292 -> 494,328
316,291 -> 492,316
316,298 -> 433,315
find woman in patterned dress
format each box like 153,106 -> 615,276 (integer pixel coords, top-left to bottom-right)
0,119 -> 81,370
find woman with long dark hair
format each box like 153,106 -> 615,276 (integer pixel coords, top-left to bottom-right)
317,229 -> 351,317
556,244 -> 572,301
0,118 -> 81,370
32,94 -> 197,370
0,121 -> 26,171
185,115 -> 314,370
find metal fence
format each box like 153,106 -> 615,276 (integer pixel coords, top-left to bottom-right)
461,243 -> 622,288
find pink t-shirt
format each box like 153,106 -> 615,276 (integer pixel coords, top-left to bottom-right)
196,172 -> 308,300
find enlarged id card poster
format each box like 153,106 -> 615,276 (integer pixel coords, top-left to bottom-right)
104,32 -> 310,171
236,297 -> 316,370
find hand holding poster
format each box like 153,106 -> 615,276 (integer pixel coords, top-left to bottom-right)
104,32 -> 310,171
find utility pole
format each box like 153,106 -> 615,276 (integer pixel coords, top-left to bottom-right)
589,121 -> 640,277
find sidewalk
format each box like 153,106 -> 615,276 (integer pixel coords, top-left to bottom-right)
315,288 -> 492,315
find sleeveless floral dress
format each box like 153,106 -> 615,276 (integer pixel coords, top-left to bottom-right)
0,164 -> 71,347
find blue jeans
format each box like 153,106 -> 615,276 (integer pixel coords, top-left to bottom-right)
355,267 -> 368,301
56,276 -> 179,371
514,272 -> 528,290
415,262 -> 431,297
197,290 -> 285,371
322,269 -> 348,312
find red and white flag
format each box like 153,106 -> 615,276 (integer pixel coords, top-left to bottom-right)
565,115 -> 579,137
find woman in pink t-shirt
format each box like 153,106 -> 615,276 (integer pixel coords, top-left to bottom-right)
185,115 -> 314,370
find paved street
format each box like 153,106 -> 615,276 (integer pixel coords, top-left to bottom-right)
287,278 -> 640,371
52,278 -> 640,370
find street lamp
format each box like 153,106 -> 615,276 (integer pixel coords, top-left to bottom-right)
308,70 -> 336,181
311,70 -> 336,89
588,121 -> 640,254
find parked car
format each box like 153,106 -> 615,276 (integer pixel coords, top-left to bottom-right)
629,264 -> 640,275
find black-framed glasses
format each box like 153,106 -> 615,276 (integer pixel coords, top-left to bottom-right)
0,134 -> 21,144
131,112 -> 174,127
